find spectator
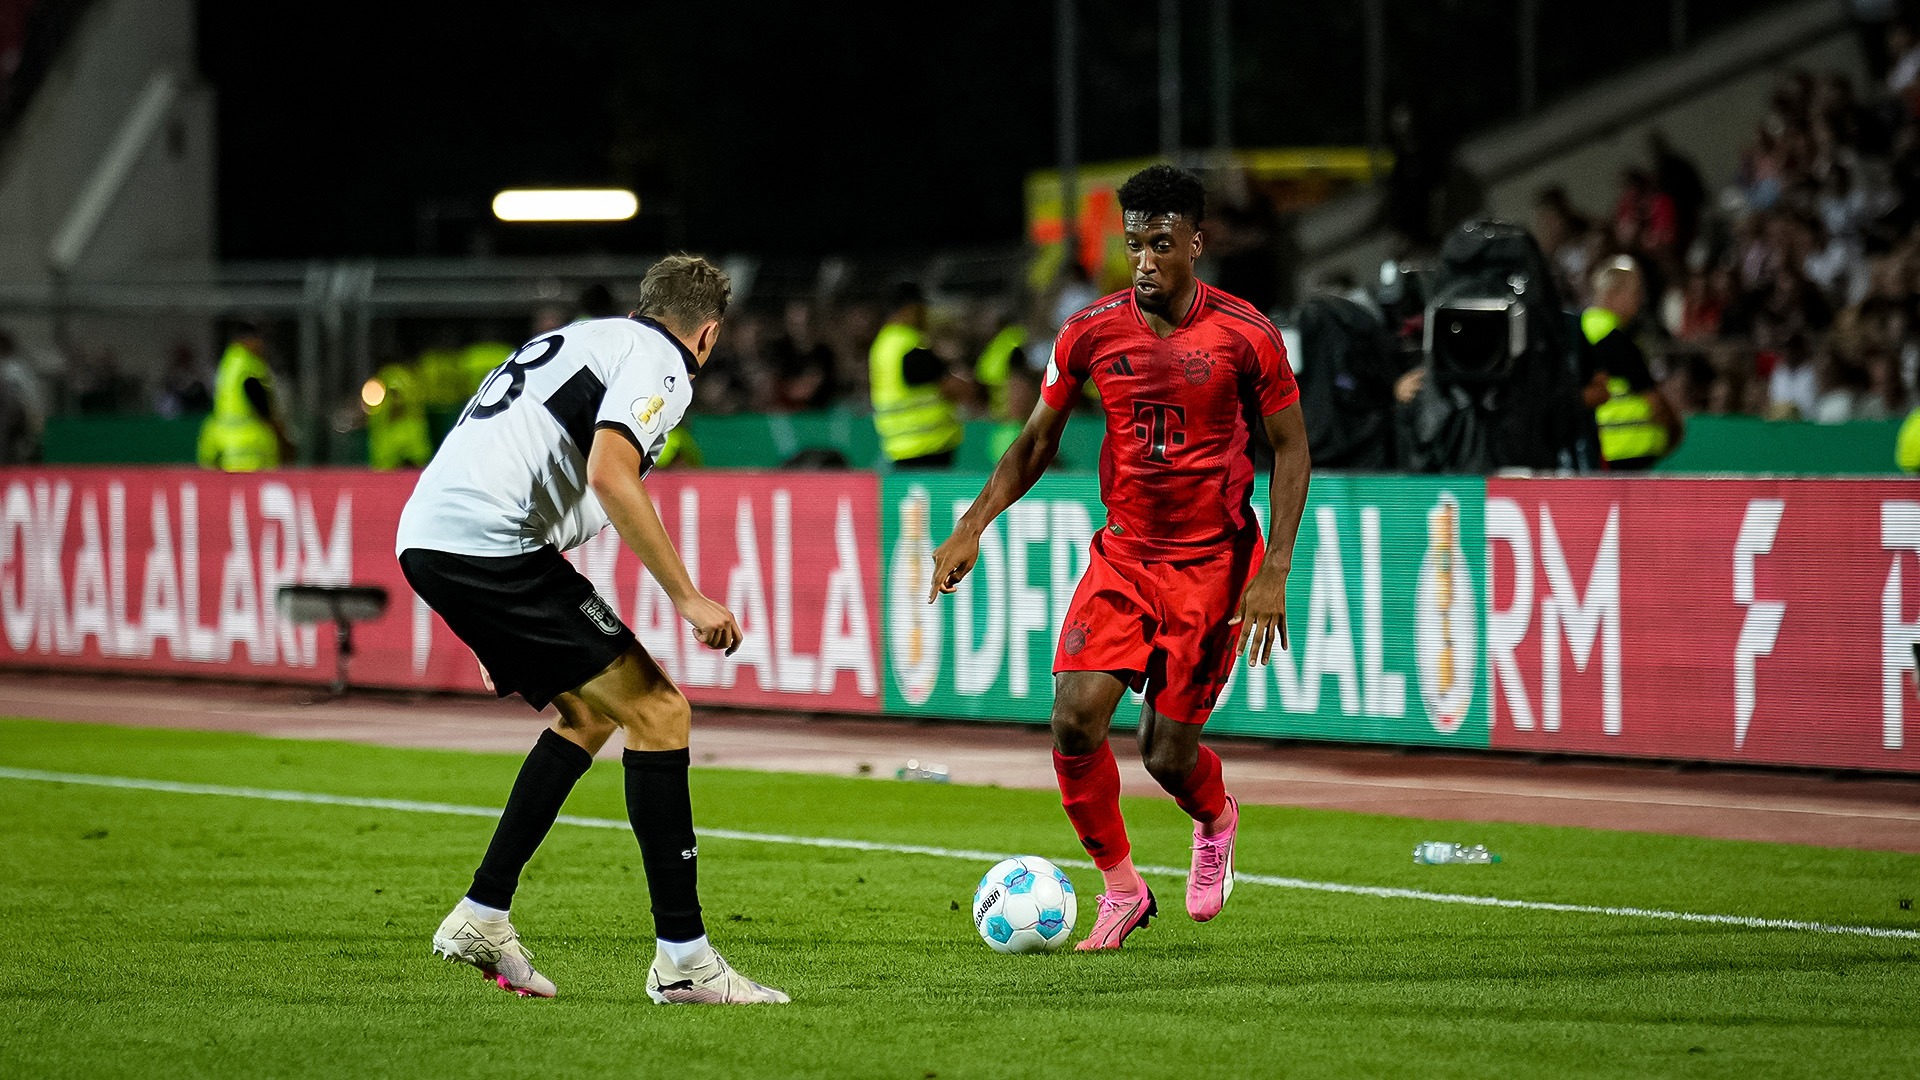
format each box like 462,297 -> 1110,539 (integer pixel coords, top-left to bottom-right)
1612,169 -> 1678,262
1649,131 -> 1707,259
1532,187 -> 1595,303
766,300 -> 838,411
1859,352 -> 1908,419
1889,22 -> 1920,99
1809,349 -> 1866,423
577,282 -> 620,320
1049,261 -> 1098,331
1765,332 -> 1820,419
0,329 -> 48,457
153,343 -> 211,418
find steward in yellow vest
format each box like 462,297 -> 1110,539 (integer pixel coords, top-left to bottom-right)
655,425 -> 704,469
1899,406 -> 1920,473
1582,257 -> 1681,471
364,361 -> 432,469
459,340 -> 515,402
975,321 -> 1033,461
870,283 -> 964,468
197,331 -> 291,471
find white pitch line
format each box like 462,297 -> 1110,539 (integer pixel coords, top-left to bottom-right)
4,766 -> 1917,942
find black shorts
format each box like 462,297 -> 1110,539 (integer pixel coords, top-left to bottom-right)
400,546 -> 635,710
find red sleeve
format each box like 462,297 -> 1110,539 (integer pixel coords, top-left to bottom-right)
1040,317 -> 1092,411
1240,316 -> 1299,415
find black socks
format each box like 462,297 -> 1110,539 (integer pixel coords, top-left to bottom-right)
623,747 -> 706,943
467,728 -> 594,910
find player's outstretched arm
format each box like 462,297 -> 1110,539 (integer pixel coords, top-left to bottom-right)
928,397 -> 1071,602
586,428 -> 742,655
1232,402 -> 1310,665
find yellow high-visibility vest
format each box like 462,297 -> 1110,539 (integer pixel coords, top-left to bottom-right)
974,324 -> 1026,421
1596,377 -> 1670,462
366,363 -> 432,469
869,323 -> 961,461
459,342 -> 514,403
1583,308 -> 1668,464
655,426 -> 703,469
1898,407 -> 1920,473
416,348 -> 470,411
197,343 -> 280,472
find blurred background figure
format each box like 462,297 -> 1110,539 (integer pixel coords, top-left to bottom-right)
1583,257 -> 1684,471
972,308 -> 1028,434
152,342 -> 211,419
197,323 -> 294,471
870,282 -> 965,469
364,356 -> 431,469
0,329 -> 48,463
768,300 -> 838,412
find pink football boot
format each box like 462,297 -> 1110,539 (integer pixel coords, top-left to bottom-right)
1075,886 -> 1158,951
1187,794 -> 1238,922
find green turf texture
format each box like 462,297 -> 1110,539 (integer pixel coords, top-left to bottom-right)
1,719 -> 1916,1080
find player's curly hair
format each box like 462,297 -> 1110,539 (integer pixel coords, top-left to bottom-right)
1117,164 -> 1206,226
636,254 -> 732,331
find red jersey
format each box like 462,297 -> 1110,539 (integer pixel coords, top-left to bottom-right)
1041,282 -> 1299,556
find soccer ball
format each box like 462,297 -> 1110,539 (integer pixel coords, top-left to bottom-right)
972,856 -> 1077,954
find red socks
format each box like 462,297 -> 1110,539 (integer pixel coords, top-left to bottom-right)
1168,745 -> 1228,827
1053,743 -> 1131,872
1054,741 -> 1230,893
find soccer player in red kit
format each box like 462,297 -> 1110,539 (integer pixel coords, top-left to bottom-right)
930,164 -> 1310,950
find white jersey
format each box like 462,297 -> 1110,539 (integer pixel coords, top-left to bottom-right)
395,317 -> 695,557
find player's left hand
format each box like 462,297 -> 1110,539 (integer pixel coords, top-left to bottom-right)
1230,565 -> 1289,666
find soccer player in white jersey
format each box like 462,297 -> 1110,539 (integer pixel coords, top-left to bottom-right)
396,255 -> 787,1005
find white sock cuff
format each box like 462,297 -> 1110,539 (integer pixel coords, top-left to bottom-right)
657,934 -> 712,967
462,898 -> 511,922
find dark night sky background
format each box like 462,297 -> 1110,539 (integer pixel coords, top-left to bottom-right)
198,0 -> 1780,260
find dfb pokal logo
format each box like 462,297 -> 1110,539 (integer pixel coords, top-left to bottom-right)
888,485 -> 943,705
1415,492 -> 1477,733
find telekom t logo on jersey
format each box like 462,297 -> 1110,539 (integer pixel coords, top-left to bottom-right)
1130,401 -> 1186,464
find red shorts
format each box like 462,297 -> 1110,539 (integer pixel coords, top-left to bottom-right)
1053,528 -> 1264,725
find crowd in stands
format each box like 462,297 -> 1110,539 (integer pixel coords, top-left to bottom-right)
1528,29 -> 1920,426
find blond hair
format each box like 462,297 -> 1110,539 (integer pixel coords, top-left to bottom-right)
1591,254 -> 1640,300
636,254 -> 732,332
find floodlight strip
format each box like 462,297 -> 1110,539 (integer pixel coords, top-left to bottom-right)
3,766 -> 1914,941
491,188 -> 637,222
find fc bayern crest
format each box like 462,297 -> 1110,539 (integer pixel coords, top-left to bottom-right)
1182,350 -> 1213,385
1063,621 -> 1089,656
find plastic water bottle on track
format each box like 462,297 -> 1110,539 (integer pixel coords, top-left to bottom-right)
1413,842 -> 1500,865
896,759 -> 950,783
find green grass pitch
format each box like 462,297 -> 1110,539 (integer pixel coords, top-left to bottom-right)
1,718 -> 1917,1079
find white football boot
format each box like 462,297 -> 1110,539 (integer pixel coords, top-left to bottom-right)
645,945 -> 790,1005
431,899 -> 556,998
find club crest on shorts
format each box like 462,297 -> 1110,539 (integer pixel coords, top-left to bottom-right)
1063,620 -> 1089,656
579,591 -> 622,636
1181,349 -> 1213,386
632,395 -> 667,434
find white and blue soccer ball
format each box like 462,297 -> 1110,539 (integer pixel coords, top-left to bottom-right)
972,856 -> 1077,954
